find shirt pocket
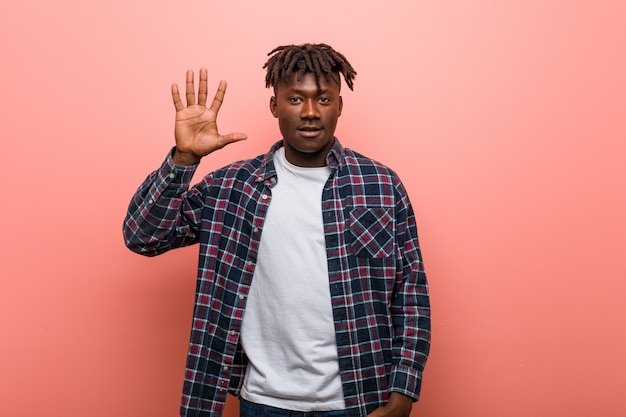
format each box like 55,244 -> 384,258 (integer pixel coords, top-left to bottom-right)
349,207 -> 395,258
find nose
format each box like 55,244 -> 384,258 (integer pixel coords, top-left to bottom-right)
301,99 -> 320,119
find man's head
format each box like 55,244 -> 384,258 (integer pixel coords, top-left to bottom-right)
263,44 -> 357,167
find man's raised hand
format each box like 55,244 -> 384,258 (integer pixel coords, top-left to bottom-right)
171,68 -> 247,166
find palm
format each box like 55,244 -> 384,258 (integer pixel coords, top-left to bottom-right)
174,105 -> 223,155
171,68 -> 246,163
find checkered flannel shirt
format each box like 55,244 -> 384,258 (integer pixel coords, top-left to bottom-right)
123,139 -> 431,417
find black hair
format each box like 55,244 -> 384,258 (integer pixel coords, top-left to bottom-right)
263,43 -> 357,91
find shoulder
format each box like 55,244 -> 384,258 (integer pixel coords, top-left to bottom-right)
342,147 -> 401,183
204,154 -> 265,184
340,148 -> 414,208
205,141 -> 282,183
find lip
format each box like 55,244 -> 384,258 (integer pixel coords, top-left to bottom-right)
298,125 -> 322,131
298,126 -> 323,137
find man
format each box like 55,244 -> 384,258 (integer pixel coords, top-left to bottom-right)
124,43 -> 430,417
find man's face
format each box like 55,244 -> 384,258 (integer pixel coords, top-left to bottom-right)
270,72 -> 343,167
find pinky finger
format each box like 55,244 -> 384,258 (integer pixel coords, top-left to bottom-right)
171,83 -> 184,111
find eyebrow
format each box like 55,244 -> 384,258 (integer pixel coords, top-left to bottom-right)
289,87 -> 332,95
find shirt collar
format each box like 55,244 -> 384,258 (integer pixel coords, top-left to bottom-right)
256,138 -> 346,184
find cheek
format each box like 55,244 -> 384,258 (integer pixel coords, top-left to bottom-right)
277,114 -> 296,132
326,109 -> 341,124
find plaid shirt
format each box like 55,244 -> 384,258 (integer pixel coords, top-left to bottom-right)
124,139 -> 430,417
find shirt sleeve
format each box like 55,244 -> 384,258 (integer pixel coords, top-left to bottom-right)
387,179 -> 431,400
123,148 -> 205,257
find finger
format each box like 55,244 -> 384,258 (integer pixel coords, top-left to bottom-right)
185,70 -> 196,106
209,80 -> 228,114
218,132 -> 248,149
171,83 -> 184,111
198,67 -> 208,107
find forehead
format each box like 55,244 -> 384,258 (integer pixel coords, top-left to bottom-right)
276,72 -> 341,94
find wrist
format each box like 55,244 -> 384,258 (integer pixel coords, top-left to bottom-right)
172,148 -> 201,166
387,393 -> 413,416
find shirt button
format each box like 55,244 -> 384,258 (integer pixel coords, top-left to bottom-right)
169,173 -> 175,179
148,199 -> 154,204
261,194 -> 268,200
253,227 -> 259,233
223,366 -> 229,371
239,294 -> 245,300
230,330 -> 236,336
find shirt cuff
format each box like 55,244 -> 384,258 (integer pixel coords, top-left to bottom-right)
388,364 -> 423,401
159,147 -> 198,188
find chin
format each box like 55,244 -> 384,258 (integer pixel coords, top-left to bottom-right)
295,145 -> 325,153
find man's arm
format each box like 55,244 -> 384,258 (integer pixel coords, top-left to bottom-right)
123,69 -> 247,255
368,181 -> 431,417
367,392 -> 413,417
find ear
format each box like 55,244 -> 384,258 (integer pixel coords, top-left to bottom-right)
270,96 -> 278,118
338,96 -> 343,117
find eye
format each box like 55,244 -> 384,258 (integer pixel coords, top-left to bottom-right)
318,97 -> 330,104
288,97 -> 302,104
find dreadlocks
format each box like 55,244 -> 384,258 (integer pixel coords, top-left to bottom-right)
263,43 -> 357,91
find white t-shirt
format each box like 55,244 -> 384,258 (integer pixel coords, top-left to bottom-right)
239,147 -> 345,411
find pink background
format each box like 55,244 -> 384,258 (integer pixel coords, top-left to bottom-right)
2,1 -> 625,416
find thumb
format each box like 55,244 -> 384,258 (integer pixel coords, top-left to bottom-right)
217,132 -> 248,149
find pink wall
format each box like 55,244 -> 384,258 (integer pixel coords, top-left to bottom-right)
2,1 -> 625,416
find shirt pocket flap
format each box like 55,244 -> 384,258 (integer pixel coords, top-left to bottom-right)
350,207 -> 394,258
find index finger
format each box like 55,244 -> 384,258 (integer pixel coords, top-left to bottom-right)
209,80 -> 228,114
